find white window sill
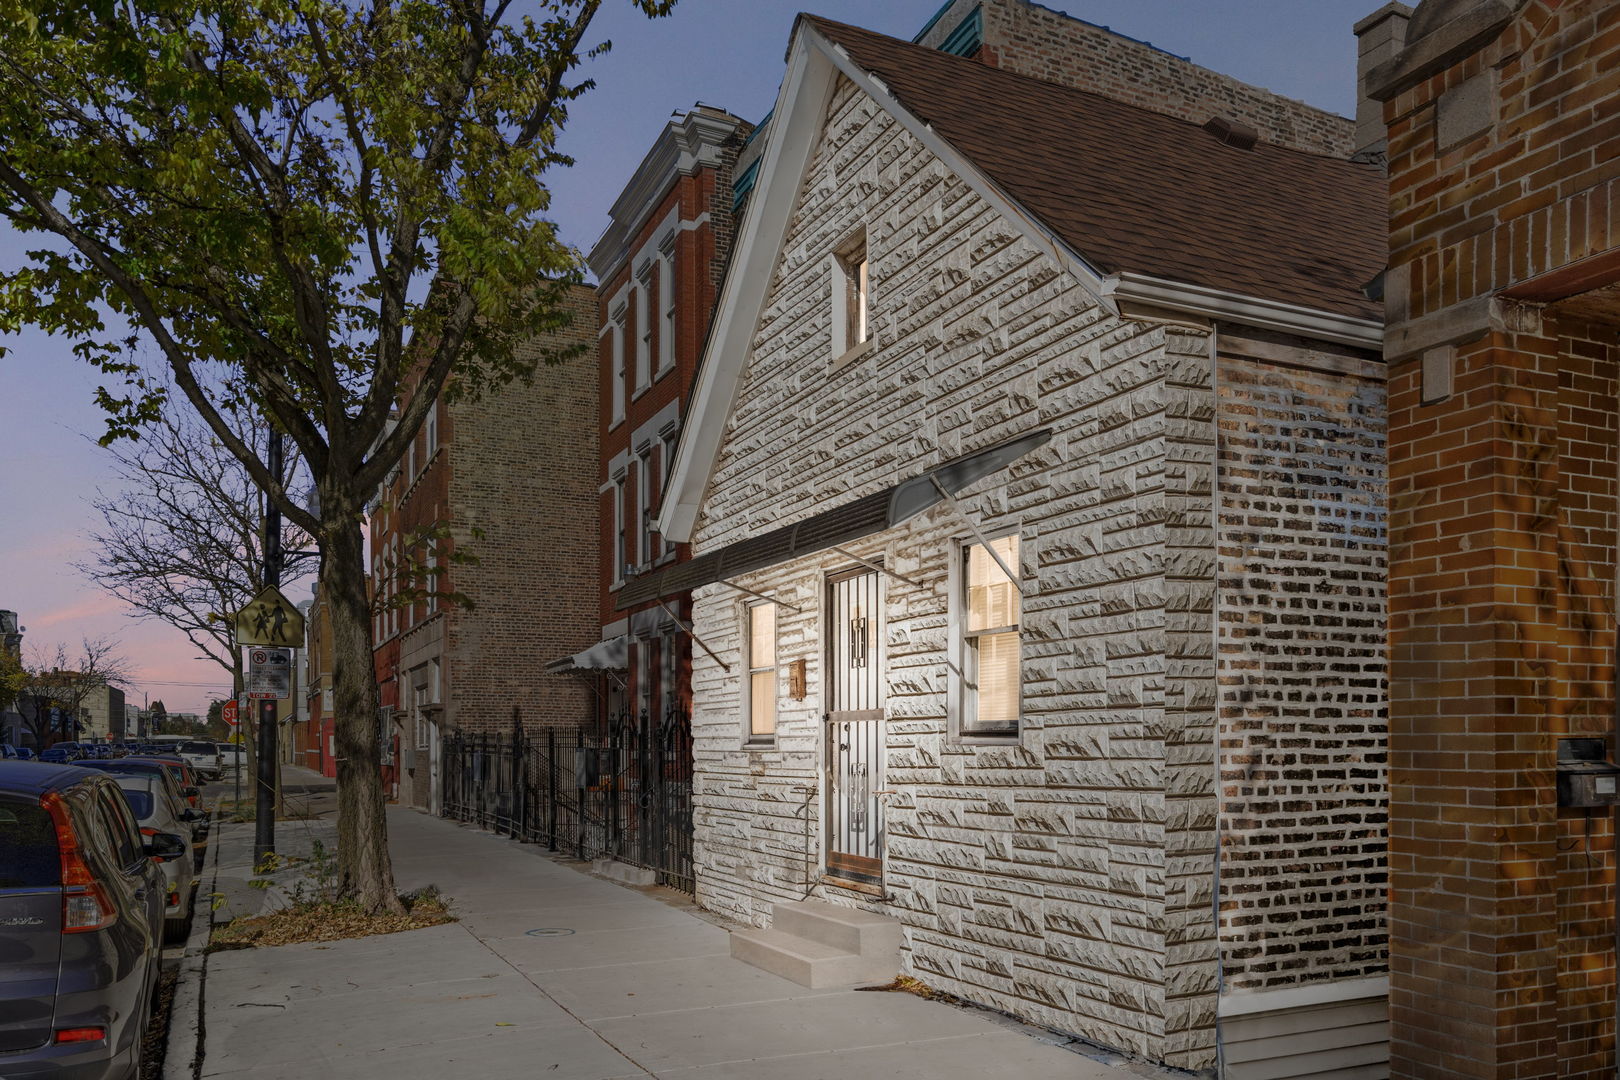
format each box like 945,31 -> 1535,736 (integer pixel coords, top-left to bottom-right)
654,361 -> 676,382
830,337 -> 873,372
609,415 -> 625,432
631,383 -> 651,402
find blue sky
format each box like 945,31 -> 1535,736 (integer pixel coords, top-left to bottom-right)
0,0 -> 1380,714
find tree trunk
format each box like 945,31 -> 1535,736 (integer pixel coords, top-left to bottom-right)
319,509 -> 403,914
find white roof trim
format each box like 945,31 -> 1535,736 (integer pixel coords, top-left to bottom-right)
658,22 -> 1116,545
1104,272 -> 1383,349
657,28 -> 837,545
658,19 -> 1383,545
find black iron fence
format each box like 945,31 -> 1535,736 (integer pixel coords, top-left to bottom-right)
440,708 -> 694,894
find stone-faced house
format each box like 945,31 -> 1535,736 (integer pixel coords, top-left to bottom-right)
625,16 -> 1389,1077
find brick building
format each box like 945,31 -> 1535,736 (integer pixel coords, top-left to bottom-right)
1365,1 -> 1620,1077
546,105 -> 751,737
636,13 -> 1391,1074
368,283 -> 600,812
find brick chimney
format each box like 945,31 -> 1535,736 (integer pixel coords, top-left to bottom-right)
1353,2 -> 1414,159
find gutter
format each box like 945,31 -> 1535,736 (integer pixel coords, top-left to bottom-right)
1102,271 -> 1384,350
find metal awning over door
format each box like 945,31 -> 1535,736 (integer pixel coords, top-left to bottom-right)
616,427 -> 1052,610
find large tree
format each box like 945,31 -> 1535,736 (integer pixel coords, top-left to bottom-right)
0,0 -> 667,911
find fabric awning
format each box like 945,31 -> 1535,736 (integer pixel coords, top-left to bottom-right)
616,428 -> 1051,610
545,635 -> 629,674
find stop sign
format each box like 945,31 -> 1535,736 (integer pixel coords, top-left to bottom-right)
222,700 -> 239,727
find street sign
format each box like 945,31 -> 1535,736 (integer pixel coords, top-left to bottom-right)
222,700 -> 239,727
246,647 -> 293,700
235,586 -> 306,647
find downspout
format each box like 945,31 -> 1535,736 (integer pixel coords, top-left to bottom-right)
1207,325 -> 1228,1079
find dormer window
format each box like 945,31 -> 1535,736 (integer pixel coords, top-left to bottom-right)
830,229 -> 871,368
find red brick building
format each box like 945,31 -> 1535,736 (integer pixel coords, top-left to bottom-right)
369,284 -> 600,811
549,106 -> 751,726
1367,1 -> 1620,1076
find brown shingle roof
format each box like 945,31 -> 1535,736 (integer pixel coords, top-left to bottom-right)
804,15 -> 1385,322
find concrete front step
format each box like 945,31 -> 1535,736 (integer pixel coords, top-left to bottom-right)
729,900 -> 902,989
729,927 -> 897,989
771,899 -> 902,955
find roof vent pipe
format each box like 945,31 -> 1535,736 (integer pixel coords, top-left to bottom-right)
1202,116 -> 1260,149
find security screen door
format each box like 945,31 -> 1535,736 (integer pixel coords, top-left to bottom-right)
825,567 -> 884,884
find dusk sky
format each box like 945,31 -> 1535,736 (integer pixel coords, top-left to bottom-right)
1,0 -> 1378,715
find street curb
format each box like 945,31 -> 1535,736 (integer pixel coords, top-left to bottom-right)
162,822 -> 227,1080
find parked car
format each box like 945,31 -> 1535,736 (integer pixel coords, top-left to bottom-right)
111,775 -> 196,943
176,742 -> 222,782
37,745 -> 78,764
1,744 -> 19,759
13,746 -> 35,761
0,760 -> 175,1079
117,757 -> 206,817
214,742 -> 246,772
72,760 -> 206,842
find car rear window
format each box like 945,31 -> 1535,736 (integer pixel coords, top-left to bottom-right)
0,795 -> 59,887
117,788 -> 155,821
181,742 -> 215,753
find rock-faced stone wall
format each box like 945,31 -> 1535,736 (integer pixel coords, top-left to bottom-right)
688,72 -> 1390,1071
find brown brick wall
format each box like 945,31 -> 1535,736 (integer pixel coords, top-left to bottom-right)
446,283 -> 600,735
1383,0 -> 1620,325
1375,3 -> 1620,1076
1387,316 -> 1617,1079
1215,346 -> 1390,990
918,0 -> 1354,156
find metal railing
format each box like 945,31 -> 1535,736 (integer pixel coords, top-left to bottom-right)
440,707 -> 694,894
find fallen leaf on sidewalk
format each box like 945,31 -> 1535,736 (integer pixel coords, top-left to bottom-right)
494,1022 -> 515,1027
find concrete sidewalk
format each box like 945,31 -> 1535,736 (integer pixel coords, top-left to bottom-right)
181,802 -> 1165,1080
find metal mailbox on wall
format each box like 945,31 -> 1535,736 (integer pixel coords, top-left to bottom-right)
1556,738 -> 1620,808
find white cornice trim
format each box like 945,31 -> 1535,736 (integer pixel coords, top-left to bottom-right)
1103,272 -> 1384,349
588,109 -> 746,283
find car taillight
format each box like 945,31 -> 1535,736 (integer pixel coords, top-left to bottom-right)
54,1026 -> 106,1043
41,792 -> 118,934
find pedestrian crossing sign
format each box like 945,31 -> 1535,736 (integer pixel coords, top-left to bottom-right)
234,585 -> 306,647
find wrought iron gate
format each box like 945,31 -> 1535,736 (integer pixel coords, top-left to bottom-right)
440,706 -> 694,893
825,567 -> 884,884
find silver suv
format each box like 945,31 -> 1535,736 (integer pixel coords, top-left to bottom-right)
177,741 -> 222,782
0,761 -> 177,1078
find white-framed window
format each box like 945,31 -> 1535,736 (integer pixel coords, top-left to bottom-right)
429,658 -> 441,703
423,400 -> 438,463
830,230 -> 870,365
610,471 -> 628,585
954,533 -> 1022,738
661,631 -> 680,715
656,237 -> 676,377
609,302 -> 627,427
744,602 -> 777,742
634,264 -> 652,392
636,445 -> 658,566
406,430 -> 418,480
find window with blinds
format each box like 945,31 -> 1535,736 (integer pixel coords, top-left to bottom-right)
746,602 -> 777,741
961,534 -> 1021,736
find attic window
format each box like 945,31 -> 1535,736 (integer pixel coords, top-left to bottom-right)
831,229 -> 871,368
1203,116 -> 1259,150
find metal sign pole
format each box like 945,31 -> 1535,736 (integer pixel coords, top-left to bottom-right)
253,430 -> 283,865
